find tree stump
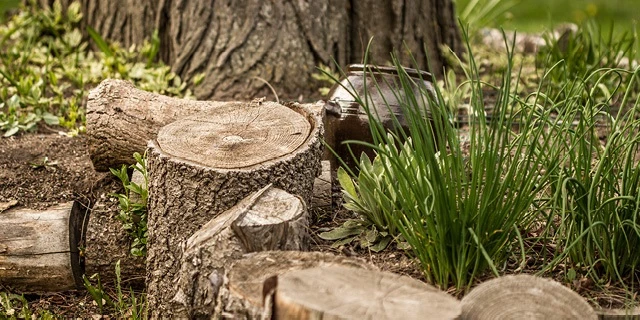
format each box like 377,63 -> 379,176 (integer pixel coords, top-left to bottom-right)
460,274 -> 597,320
0,201 -> 88,292
273,265 -> 461,320
86,79 -> 231,171
169,185 -> 308,318
218,250 -> 376,319
147,100 -> 323,318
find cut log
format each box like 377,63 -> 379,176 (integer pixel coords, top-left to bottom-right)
85,79 -> 231,171
0,201 -> 88,292
168,185 -> 308,318
146,101 -> 323,318
273,265 -> 461,320
83,179 -> 145,288
460,274 -> 597,320
219,251 -> 376,319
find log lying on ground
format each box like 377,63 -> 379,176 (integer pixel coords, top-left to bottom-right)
218,251 -> 376,319
461,274 -> 597,320
86,79 -> 229,171
170,185 -> 309,318
146,100 -> 323,318
0,201 -> 88,292
83,179 -> 145,289
273,265 -> 461,320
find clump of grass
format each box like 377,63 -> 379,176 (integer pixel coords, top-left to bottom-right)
0,0 -> 202,136
328,31 -> 580,290
541,66 -> 640,285
83,261 -> 147,319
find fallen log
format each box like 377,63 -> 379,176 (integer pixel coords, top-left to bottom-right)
218,251 -> 376,319
461,274 -> 597,320
86,79 -> 230,171
0,201 -> 88,292
273,265 -> 462,320
146,100 -> 323,318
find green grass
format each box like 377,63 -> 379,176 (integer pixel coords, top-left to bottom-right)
456,0 -> 639,36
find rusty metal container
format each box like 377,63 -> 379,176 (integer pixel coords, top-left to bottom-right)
324,64 -> 436,169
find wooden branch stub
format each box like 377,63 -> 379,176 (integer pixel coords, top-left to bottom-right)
460,274 -> 597,320
0,201 -> 88,292
274,265 -> 461,320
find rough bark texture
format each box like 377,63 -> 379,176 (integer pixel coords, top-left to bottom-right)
40,0 -> 461,100
0,201 -> 87,292
169,186 -> 309,318
274,265 -> 461,320
83,179 -> 145,288
461,274 -> 597,320
86,79 -> 231,171
147,102 -> 323,318
220,251 -> 376,319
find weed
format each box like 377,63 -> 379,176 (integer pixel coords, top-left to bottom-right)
84,260 -> 147,318
110,152 -> 148,257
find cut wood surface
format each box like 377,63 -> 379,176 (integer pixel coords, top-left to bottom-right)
274,265 -> 461,320
169,185 -> 308,318
220,251 -> 376,319
461,274 -> 597,320
86,79 -> 231,171
0,201 -> 87,292
147,101 -> 322,318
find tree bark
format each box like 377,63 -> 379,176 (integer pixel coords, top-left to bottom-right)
0,201 -> 87,292
273,265 -> 462,320
146,101 -> 322,318
41,0 -> 462,100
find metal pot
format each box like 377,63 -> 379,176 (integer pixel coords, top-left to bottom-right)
323,64 -> 437,169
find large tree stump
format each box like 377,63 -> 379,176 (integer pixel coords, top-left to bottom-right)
218,251 -> 376,319
273,265 -> 462,320
0,201 -> 88,292
169,185 -> 308,318
460,274 -> 597,320
147,100 -> 323,318
86,79 -> 231,171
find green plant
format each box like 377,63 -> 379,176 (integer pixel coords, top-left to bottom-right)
311,63 -> 340,96
536,19 -> 638,105
84,260 -> 146,318
0,1 -> 202,136
319,144 -> 415,252
458,0 -> 518,31
541,67 -> 640,285
0,292 -> 54,319
326,31 -> 582,290
110,152 -> 148,257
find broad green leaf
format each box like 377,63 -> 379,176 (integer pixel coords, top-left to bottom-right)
319,226 -> 362,240
337,167 -> 358,199
42,112 -> 60,125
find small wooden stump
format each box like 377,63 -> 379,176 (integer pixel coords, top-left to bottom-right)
218,250 -> 376,319
273,265 -> 461,320
0,201 -> 88,292
146,100 -> 322,318
168,186 -> 308,318
461,274 -> 597,320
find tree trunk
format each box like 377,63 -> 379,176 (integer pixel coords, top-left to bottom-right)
41,0 -> 462,100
